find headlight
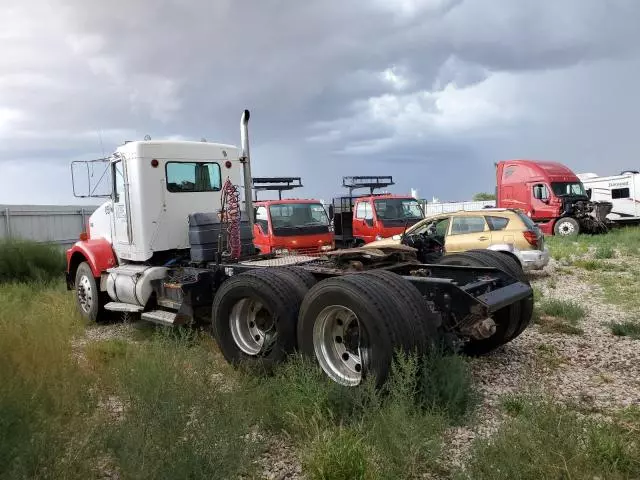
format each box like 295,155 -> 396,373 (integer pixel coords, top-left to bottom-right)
375,235 -> 383,241
274,248 -> 289,255
320,245 -> 333,251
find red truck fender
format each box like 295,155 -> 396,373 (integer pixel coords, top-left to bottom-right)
65,238 -> 117,288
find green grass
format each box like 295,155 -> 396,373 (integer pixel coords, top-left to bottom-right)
608,320 -> 640,339
0,282 -> 481,480
0,239 -> 65,284
248,350 -> 476,479
460,397 -> 640,480
534,298 -> 586,335
0,283 -> 99,479
599,270 -> 640,312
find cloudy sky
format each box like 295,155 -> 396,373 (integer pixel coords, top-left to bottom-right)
1,0 -> 639,206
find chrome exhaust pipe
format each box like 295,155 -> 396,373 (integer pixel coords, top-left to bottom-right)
240,109 -> 254,232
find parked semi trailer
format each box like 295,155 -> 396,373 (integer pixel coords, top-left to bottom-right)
65,110 -> 534,387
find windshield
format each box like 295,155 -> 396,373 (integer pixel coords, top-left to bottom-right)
268,203 -> 329,228
373,198 -> 424,220
550,182 -> 586,197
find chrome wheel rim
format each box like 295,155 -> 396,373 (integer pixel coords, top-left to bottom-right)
559,221 -> 575,235
313,305 -> 363,386
77,275 -> 93,313
230,298 -> 275,356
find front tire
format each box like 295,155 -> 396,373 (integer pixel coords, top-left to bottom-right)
74,262 -> 107,323
554,217 -> 580,236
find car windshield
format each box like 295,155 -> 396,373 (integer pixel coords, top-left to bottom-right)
550,182 -> 586,197
268,203 -> 329,228
373,198 -> 424,220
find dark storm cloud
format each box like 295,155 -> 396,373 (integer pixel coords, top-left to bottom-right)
1,0 -> 640,203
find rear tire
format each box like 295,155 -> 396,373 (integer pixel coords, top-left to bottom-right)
74,262 -> 108,323
437,251 -> 532,355
462,250 -> 534,342
554,217 -> 580,236
211,269 -> 300,372
297,273 -> 423,387
274,266 -> 317,294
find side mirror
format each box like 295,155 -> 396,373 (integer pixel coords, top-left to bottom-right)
587,189 -> 592,199
328,205 -> 334,218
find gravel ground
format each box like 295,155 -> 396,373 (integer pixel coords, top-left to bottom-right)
440,256 -> 640,474
74,255 -> 640,480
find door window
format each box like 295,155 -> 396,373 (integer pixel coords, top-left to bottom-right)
256,206 -> 269,232
450,216 -> 486,235
113,161 -> 125,203
532,184 -> 549,201
355,202 -> 372,220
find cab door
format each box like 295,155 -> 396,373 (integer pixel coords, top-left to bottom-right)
253,205 -> 271,253
445,215 -> 490,252
352,200 -> 375,243
530,183 -> 556,221
110,159 -> 132,258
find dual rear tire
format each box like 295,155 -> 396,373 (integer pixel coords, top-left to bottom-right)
211,266 -> 441,386
211,251 -> 533,386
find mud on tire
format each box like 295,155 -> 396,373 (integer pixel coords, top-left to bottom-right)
297,272 -> 428,387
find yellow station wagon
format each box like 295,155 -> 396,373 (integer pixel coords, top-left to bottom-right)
366,208 -> 550,271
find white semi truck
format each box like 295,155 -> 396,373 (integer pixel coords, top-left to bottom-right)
65,110 -> 534,387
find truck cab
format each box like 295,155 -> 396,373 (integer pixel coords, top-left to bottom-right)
253,199 -> 334,255
251,177 -> 334,255
331,176 -> 424,247
495,159 -> 610,236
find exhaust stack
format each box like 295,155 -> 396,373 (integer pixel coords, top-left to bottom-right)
240,109 -> 254,232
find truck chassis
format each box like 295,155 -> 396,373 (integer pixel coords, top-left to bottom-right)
113,246 -> 534,387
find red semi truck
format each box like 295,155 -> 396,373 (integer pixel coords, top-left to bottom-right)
330,176 -> 425,247
495,159 -> 611,236
251,177 -> 334,255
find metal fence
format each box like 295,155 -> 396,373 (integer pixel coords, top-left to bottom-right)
0,204 -> 99,250
421,200 -> 496,216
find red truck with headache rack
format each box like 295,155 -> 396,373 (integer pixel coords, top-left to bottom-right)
330,176 -> 425,247
495,159 -> 612,236
251,177 -> 334,255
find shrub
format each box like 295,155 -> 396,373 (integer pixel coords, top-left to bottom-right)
609,320 -> 640,339
0,239 -> 65,284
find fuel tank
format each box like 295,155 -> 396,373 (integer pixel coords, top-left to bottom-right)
106,265 -> 168,307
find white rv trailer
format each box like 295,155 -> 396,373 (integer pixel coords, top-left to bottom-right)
576,170 -> 640,223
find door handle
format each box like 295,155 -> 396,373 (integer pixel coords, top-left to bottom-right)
478,236 -> 489,241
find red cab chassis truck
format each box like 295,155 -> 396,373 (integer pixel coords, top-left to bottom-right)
65,110 -> 534,387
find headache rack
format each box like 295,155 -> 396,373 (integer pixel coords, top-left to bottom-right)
342,175 -> 395,196
252,177 -> 303,200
